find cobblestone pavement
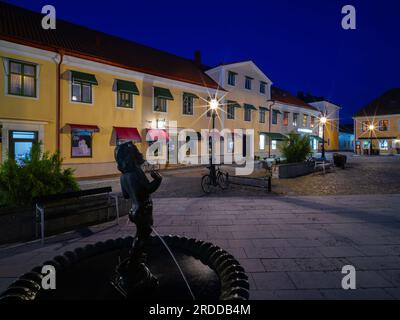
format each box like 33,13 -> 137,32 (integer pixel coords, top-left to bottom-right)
1,194 -> 400,300
78,154 -> 400,197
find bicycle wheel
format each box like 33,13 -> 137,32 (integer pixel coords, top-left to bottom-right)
201,175 -> 212,194
217,172 -> 228,190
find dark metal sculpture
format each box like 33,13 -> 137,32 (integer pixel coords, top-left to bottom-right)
112,142 -> 162,297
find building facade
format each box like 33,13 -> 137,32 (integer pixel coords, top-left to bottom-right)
353,88 -> 400,155
309,101 -> 341,152
339,124 -> 355,152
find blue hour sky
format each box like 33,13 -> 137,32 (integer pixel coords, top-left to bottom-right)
4,0 -> 400,123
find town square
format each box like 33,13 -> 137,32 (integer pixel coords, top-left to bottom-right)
0,0 -> 399,305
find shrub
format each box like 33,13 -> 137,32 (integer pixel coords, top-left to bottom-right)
0,143 -> 79,207
279,132 -> 312,164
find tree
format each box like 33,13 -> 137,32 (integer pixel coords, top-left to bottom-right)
279,132 -> 312,163
0,142 -> 79,207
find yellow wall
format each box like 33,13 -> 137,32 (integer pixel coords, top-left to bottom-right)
0,50 -> 57,154
324,118 -> 339,151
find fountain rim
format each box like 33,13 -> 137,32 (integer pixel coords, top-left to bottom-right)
0,235 -> 249,301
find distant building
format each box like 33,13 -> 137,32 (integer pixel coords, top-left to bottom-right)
309,101 -> 341,152
353,88 -> 400,155
339,124 -> 355,152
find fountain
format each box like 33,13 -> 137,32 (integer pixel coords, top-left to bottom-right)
0,142 -> 249,301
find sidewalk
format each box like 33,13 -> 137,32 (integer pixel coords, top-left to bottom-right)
1,194 -> 400,300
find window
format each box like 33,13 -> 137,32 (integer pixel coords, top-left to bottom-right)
259,109 -> 266,123
244,108 -> 252,122
154,96 -> 167,112
283,112 -> 289,126
227,104 -> 235,120
303,114 -> 308,127
271,140 -> 277,150
379,140 -> 389,150
8,60 -> 37,97
379,120 -> 389,131
245,76 -> 253,90
228,71 -> 237,86
361,121 -> 371,132
259,134 -> 265,150
183,95 -> 194,115
71,131 -> 92,158
9,130 -> 38,164
310,116 -> 315,128
272,110 -> 278,125
117,91 -> 133,108
293,113 -> 299,127
72,80 -> 92,103
260,82 -> 266,94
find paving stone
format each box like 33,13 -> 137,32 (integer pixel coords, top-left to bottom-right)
244,248 -> 278,259
237,259 -> 265,272
321,288 -> 395,300
274,289 -> 325,300
347,256 -> 400,270
288,271 -> 343,289
251,272 -> 296,290
318,246 -> 364,258
275,247 -> 323,259
261,259 -> 302,272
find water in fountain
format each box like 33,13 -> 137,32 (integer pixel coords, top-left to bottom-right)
151,226 -> 195,300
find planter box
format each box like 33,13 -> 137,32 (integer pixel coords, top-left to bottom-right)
0,194 -> 131,245
278,162 -> 315,179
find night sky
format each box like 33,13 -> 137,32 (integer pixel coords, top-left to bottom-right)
4,0 -> 400,123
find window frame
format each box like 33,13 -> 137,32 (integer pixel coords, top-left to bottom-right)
379,120 -> 389,131
245,76 -> 253,90
283,112 -> 289,126
272,110 -> 278,125
153,89 -> 168,113
259,81 -> 266,94
303,114 -> 308,127
244,108 -> 252,122
259,109 -> 266,123
71,80 -> 93,104
227,71 -> 237,86
293,113 -> 299,127
227,105 -> 235,120
8,60 -> 37,97
117,90 -> 134,109
182,94 -> 194,116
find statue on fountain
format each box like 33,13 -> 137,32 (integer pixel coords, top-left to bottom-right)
112,141 -> 162,298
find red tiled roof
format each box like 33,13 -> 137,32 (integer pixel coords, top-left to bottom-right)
0,2 -> 220,90
271,87 -> 319,112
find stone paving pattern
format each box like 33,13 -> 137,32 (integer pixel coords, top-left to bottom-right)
1,194 -> 400,300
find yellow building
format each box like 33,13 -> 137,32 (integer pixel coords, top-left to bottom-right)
353,88 -> 400,155
309,101 -> 341,152
0,2 -> 221,177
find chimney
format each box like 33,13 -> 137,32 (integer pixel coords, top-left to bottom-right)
194,50 -> 201,66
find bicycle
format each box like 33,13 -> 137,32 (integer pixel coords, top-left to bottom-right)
201,165 -> 229,194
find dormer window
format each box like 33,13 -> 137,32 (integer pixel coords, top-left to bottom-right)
245,76 -> 253,90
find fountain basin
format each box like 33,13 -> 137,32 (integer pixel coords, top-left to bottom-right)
0,236 -> 249,300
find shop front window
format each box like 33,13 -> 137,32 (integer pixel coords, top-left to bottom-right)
71,131 -> 92,158
9,130 -> 38,164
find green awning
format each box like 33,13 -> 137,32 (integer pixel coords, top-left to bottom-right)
183,92 -> 199,99
70,71 -> 98,85
259,106 -> 269,111
260,132 -> 287,141
272,109 -> 282,114
244,103 -> 257,110
154,87 -> 174,100
227,100 -> 241,108
116,79 -> 139,95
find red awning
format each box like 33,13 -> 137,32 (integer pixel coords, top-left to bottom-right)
145,129 -> 169,141
68,124 -> 99,132
114,127 -> 141,142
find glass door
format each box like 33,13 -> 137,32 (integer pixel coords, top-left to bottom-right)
9,130 -> 38,164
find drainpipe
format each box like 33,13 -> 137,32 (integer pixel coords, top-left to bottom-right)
267,99 -> 275,158
56,50 -> 64,151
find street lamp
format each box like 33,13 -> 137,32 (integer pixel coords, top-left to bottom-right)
369,124 -> 375,155
209,98 -> 219,171
320,116 -> 327,159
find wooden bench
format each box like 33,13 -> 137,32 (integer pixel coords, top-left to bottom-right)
34,187 -> 119,244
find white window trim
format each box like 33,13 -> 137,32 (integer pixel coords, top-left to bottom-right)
69,74 -> 95,106
182,94 -> 194,117
115,91 -> 135,110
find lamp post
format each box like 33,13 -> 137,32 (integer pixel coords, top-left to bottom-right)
369,124 -> 375,156
209,98 -> 219,177
320,116 -> 327,159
